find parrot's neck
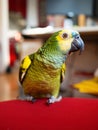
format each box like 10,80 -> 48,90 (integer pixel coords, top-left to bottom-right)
37,41 -> 67,68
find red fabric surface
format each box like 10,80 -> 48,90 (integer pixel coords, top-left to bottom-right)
0,98 -> 98,130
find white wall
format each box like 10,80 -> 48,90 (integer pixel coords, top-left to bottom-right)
26,0 -> 39,27
0,0 -> 10,72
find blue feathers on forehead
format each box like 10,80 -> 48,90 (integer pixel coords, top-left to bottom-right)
72,31 -> 79,37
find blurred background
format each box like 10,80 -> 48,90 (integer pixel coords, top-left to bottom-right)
0,0 -> 98,101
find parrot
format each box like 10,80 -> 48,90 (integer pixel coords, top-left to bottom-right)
18,29 -> 84,104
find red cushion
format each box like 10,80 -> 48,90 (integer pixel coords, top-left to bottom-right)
0,98 -> 98,130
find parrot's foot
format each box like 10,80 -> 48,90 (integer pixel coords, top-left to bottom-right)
18,95 -> 36,103
47,95 -> 62,104
25,96 -> 36,102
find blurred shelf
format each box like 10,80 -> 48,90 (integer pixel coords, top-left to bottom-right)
22,26 -> 98,41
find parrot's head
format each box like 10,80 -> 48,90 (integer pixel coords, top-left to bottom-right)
49,29 -> 84,55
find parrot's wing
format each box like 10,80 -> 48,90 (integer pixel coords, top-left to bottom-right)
61,63 -> 66,83
19,55 -> 32,83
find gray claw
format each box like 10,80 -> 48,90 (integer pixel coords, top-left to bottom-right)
18,83 -> 36,102
18,95 -> 36,103
32,98 -> 37,103
47,96 -> 62,104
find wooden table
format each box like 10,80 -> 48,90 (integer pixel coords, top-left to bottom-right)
22,26 -> 98,41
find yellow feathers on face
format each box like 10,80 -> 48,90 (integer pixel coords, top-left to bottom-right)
56,30 -> 74,52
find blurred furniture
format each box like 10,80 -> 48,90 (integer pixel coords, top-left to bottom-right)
22,26 -> 98,40
20,39 -> 42,60
6,31 -> 21,73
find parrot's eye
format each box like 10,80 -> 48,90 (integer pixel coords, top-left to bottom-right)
62,33 -> 68,39
75,35 -> 80,39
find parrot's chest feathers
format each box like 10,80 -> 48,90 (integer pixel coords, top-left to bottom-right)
22,54 -> 63,97
30,55 -> 62,78
37,51 -> 65,69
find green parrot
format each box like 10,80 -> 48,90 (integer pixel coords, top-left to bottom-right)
19,29 -> 84,104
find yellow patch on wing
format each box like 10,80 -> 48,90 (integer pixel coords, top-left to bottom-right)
56,30 -> 74,51
61,63 -> 66,82
62,63 -> 66,73
20,56 -> 31,72
19,56 -> 31,83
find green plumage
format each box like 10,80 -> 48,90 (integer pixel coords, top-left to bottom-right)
22,53 -> 62,98
19,31 -> 65,98
19,29 -> 84,102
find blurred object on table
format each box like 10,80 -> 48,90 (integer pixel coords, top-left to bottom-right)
6,31 -> 22,73
73,68 -> 98,95
9,12 -> 26,30
78,14 -> 86,27
47,15 -> 65,27
64,12 -> 74,28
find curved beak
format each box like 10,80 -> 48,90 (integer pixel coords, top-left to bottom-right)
69,35 -> 84,55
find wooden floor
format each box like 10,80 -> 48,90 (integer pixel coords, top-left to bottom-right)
0,71 -> 19,101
